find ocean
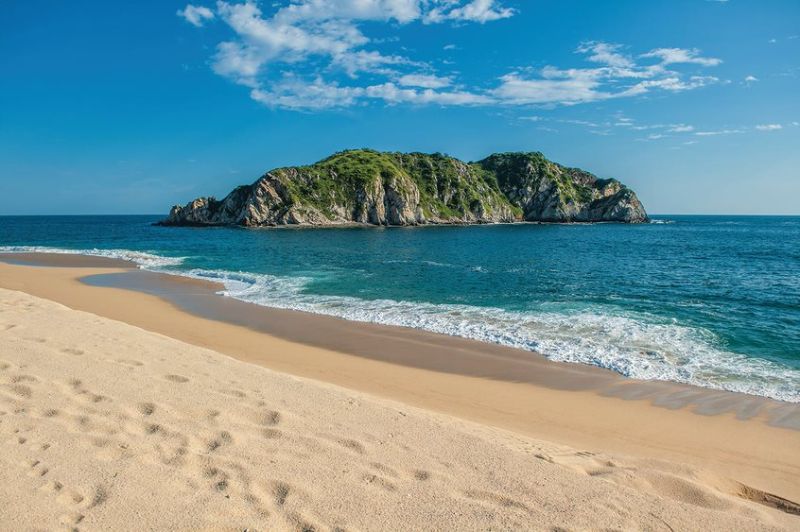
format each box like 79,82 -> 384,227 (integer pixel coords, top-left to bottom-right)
1,214 -> 798,402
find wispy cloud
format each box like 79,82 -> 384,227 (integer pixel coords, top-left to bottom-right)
640,48 -> 722,67
177,4 -> 215,27
525,113 -> 787,143
180,3 -> 724,110
494,42 -> 721,106
521,115 -> 698,139
397,73 -> 453,89
424,0 -> 515,23
695,129 -> 745,136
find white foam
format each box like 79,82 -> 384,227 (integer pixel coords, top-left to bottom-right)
183,267 -> 800,403
0,246 -> 185,269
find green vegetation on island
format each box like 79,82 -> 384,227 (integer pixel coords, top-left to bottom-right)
161,149 -> 648,226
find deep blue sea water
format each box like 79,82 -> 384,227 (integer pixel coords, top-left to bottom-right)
1,215 -> 798,402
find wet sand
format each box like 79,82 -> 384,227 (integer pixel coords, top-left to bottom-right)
1,253 -> 799,509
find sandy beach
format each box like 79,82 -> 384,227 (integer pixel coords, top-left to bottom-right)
0,254 -> 799,530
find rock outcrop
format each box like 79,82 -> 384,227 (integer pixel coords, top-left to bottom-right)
160,150 -> 648,227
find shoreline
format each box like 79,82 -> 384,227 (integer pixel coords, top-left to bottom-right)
3,286 -> 797,529
3,248 -> 796,405
154,217 -> 653,228
1,252 -> 799,506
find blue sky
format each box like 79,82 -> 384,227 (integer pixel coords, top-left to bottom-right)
1,0 -> 798,215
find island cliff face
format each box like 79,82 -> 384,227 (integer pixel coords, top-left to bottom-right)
160,150 -> 648,227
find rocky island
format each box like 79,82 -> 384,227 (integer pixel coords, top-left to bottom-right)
160,150 -> 648,227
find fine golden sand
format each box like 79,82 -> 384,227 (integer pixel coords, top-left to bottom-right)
0,257 -> 798,530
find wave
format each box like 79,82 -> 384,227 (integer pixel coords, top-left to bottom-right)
182,267 -> 799,403
3,245 -> 798,403
0,246 -> 185,269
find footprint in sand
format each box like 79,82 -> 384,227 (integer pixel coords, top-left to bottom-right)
206,431 -> 233,453
59,512 -> 85,528
219,388 -> 246,398
24,459 -> 50,478
164,374 -> 189,383
203,467 -> 231,493
463,490 -> 531,513
60,348 -> 84,356
413,470 -> 431,481
116,359 -> 144,367
287,511 -> 321,532
273,481 -> 291,506
56,490 -> 85,507
9,383 -> 33,399
259,410 -> 281,426
40,480 -> 64,493
369,462 -> 399,478
336,438 -> 366,455
88,485 -> 109,509
262,428 -> 282,439
77,391 -> 110,404
137,402 -> 156,416
362,473 -> 397,492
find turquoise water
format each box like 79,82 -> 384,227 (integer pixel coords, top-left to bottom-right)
1,215 -> 798,402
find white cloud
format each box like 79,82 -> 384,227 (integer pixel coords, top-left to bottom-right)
640,47 -> 722,66
365,82 -> 493,105
397,73 -> 452,88
576,41 -> 633,68
182,4 -> 723,111
443,44 -> 457,50
668,124 -> 694,132
622,75 -> 719,96
251,76 -> 364,110
491,44 -> 721,107
744,75 -> 758,83
333,50 -> 418,77
755,124 -> 782,131
492,71 -> 607,105
177,4 -> 215,27
439,0 -> 515,23
189,0 -> 514,109
212,41 -> 263,87
273,0 -> 423,24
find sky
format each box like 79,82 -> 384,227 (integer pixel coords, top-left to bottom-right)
1,0 -> 798,215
